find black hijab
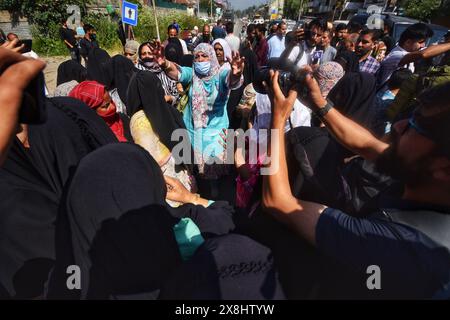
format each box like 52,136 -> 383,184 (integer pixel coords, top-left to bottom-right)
57,60 -> 87,86
165,37 -> 184,65
52,143 -> 235,299
126,70 -> 187,151
327,72 -> 377,131
86,48 -> 112,86
334,50 -> 360,73
102,54 -> 136,103
0,97 -> 117,298
180,54 -> 194,67
159,234 -> 286,300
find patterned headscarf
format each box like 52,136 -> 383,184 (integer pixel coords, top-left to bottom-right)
192,43 -> 220,79
191,43 -> 221,128
314,62 -> 345,98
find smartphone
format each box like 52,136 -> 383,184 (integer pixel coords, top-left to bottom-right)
296,22 -> 305,30
20,39 -> 32,53
312,50 -> 323,64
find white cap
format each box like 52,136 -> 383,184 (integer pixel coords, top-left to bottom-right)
193,26 -> 199,31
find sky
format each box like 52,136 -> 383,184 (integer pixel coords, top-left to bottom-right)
228,0 -> 268,11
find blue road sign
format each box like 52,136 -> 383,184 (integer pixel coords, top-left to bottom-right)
122,1 -> 138,26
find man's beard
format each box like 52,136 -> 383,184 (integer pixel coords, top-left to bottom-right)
355,47 -> 370,58
375,130 -> 432,187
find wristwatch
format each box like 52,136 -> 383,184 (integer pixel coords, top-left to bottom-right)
314,100 -> 333,118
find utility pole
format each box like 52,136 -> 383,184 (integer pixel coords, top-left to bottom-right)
339,0 -> 348,20
151,0 -> 161,41
297,0 -> 303,21
332,0 -> 337,21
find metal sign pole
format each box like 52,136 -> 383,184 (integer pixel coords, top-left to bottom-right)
120,1 -> 125,41
151,0 -> 161,41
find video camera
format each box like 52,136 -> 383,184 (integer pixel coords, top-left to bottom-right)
253,58 -> 310,98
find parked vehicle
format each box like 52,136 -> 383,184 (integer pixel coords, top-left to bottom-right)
332,20 -> 350,28
286,19 -> 297,32
348,13 -> 449,46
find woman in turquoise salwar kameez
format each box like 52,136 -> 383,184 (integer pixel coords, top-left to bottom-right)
152,42 -> 244,180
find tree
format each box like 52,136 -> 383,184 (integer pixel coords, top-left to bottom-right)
404,0 -> 442,21
284,0 -> 302,19
0,0 -> 90,35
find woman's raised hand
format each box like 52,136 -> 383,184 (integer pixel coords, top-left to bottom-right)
151,41 -> 166,67
229,51 -> 245,77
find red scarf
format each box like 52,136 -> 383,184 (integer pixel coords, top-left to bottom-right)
69,81 -> 127,142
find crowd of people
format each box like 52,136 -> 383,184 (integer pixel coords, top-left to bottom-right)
0,15 -> 449,300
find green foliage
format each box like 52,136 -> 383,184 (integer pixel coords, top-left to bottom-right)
3,1 -> 206,56
134,7 -> 204,42
1,0 -> 89,35
83,13 -> 122,51
284,0 -> 302,19
404,0 -> 442,21
31,22 -> 67,56
199,0 -> 213,15
2,0 -> 91,56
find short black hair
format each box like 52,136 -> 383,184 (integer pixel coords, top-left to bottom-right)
347,21 -> 363,34
285,31 -> 296,47
256,23 -> 267,33
168,24 -> 177,33
308,18 -> 327,32
225,21 -> 234,34
388,68 -> 413,90
359,29 -> 382,42
399,23 -> 433,46
247,24 -> 256,34
335,23 -> 348,32
83,24 -> 95,33
277,22 -> 286,28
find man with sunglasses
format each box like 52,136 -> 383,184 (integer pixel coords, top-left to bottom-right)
284,18 -> 328,68
262,69 -> 450,298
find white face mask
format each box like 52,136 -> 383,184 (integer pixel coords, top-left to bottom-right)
141,58 -> 160,71
193,61 -> 211,76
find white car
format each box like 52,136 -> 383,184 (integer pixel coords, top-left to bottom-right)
332,20 -> 349,28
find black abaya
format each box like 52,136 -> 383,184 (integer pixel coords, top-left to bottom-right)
57,60 -> 87,86
51,143 -> 235,299
0,97 -> 117,298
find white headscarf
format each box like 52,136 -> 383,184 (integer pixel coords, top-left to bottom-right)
212,38 -> 232,71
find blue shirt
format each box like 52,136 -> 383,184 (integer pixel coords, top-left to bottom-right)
267,35 -> 285,59
316,203 -> 450,299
